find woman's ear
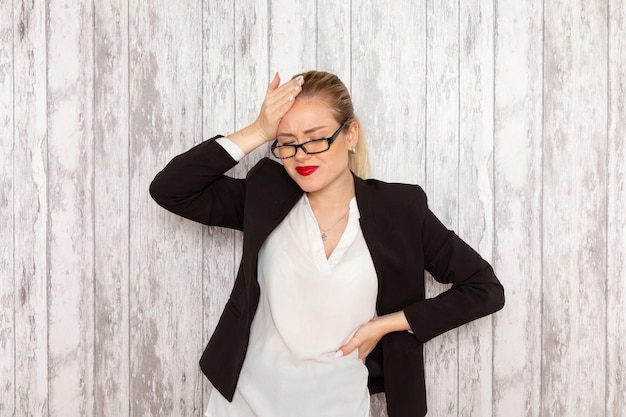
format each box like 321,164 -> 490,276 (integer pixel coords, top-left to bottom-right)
346,121 -> 359,148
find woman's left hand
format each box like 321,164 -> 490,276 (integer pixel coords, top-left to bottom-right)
336,311 -> 411,363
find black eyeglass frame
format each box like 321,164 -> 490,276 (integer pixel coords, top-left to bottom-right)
270,120 -> 349,160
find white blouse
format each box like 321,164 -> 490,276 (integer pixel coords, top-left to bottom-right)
205,192 -> 378,417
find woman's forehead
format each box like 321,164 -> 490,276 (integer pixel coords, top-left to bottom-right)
278,100 -> 336,134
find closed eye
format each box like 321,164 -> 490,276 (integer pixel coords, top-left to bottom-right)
302,137 -> 327,144
276,126 -> 328,143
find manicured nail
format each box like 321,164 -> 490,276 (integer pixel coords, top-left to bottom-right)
296,75 -> 304,85
334,350 -> 344,358
289,95 -> 294,102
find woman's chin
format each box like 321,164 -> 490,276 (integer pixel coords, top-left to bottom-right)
293,178 -> 323,193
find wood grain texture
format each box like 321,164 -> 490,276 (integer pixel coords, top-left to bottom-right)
542,1 -> 608,415
93,0 -> 130,416
457,0 -> 495,415
493,1 -> 543,416
128,0 -> 204,415
233,0 -> 270,171
0,0 -> 14,414
607,0 -> 626,415
351,0 -> 426,184
316,0 -> 351,81
11,1 -> 49,416
268,0 -> 316,83
423,1 -> 460,416
46,0 -> 95,415
204,0 -> 235,138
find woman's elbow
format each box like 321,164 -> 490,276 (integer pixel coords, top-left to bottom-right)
149,175 -> 170,207
487,281 -> 505,313
148,178 -> 161,202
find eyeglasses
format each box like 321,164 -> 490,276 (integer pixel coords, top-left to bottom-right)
270,120 -> 348,159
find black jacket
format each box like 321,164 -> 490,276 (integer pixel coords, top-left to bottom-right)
150,137 -> 505,417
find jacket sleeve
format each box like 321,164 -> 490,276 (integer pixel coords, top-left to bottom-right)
149,136 -> 246,230
403,190 -> 505,344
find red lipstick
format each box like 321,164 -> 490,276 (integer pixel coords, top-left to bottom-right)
295,166 -> 319,176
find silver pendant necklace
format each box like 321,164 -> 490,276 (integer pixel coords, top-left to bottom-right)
319,207 -> 350,241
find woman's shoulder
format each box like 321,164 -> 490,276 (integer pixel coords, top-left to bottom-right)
354,176 -> 431,225
355,176 -> 428,205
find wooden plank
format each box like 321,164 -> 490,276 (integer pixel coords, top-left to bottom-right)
46,0 -> 95,415
423,0 -> 460,415
492,0 -> 543,416
316,0 -> 351,81
457,0 -> 495,415
202,0 -> 237,410
204,0 -> 235,139
351,0 -> 426,184
93,0 -> 130,416
542,1 -> 607,415
128,0 -> 204,415
233,0 -> 270,172
607,0 -> 626,415
268,0 -> 316,82
11,1 -> 49,416
0,0 -> 14,413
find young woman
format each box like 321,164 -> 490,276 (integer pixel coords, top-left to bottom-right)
150,70 -> 505,417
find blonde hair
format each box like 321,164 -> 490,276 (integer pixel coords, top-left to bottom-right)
292,71 -> 370,179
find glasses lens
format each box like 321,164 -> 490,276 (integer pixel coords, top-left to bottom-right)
301,139 -> 330,154
273,145 -> 296,159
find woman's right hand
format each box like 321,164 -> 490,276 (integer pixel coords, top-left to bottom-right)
254,73 -> 304,142
226,73 -> 304,155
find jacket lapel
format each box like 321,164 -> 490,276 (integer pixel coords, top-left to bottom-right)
354,176 -> 386,312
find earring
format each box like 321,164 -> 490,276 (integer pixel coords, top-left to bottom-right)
351,147 -> 356,154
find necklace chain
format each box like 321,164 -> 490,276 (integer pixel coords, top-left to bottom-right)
319,207 -> 350,241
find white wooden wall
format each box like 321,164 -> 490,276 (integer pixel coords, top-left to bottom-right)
1,1 -> 624,416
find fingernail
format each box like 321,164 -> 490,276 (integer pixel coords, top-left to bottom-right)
334,350 -> 344,358
289,95 -> 294,102
296,75 -> 304,85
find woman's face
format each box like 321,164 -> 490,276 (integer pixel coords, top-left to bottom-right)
275,98 -> 357,194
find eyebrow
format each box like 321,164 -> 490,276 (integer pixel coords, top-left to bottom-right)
276,125 -> 327,139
